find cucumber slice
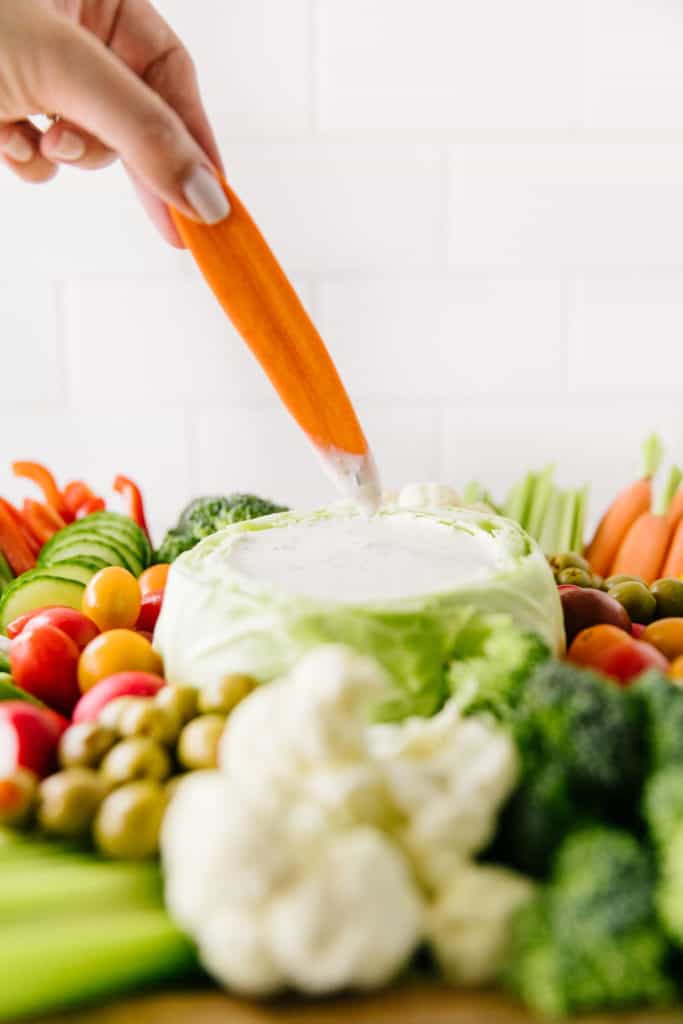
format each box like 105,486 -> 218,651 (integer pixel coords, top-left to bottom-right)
44,530 -> 143,576
0,572 -> 85,633
79,512 -> 151,565
40,538 -> 137,575
40,558 -> 107,586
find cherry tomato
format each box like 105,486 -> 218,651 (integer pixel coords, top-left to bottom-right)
598,640 -> 669,685
10,624 -> 81,715
560,588 -> 631,646
82,567 -> 142,632
139,564 -> 170,596
73,672 -> 166,723
631,623 -> 647,640
8,606 -> 99,650
78,630 -> 163,693
642,619 -> 683,661
670,656 -> 683,683
568,624 -> 631,668
136,592 -> 163,634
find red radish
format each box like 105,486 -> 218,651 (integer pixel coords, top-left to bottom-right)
136,592 -> 163,634
10,625 -> 81,716
72,671 -> 166,723
0,702 -> 68,778
8,606 -> 99,649
598,640 -> 669,685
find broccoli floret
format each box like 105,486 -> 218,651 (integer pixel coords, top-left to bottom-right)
491,660 -> 644,876
657,822 -> 683,947
505,827 -> 675,1016
156,493 -> 287,563
643,768 -> 683,850
448,615 -> 550,719
630,670 -> 683,773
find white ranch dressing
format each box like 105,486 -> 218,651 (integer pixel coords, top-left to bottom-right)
229,515 -> 501,603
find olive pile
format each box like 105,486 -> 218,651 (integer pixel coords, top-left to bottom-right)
6,673 -> 256,860
550,552 -> 683,625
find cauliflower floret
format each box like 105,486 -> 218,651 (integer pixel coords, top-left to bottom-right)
371,700 -> 519,890
398,482 -> 460,510
427,862 -> 534,986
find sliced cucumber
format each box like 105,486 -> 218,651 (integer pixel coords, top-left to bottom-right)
40,558 -> 108,586
40,537 -> 137,575
79,512 -> 151,565
0,572 -> 85,633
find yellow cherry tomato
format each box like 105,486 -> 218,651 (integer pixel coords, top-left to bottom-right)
643,618 -> 683,662
669,655 -> 683,683
83,567 -> 142,631
78,630 -> 163,693
139,564 -> 170,596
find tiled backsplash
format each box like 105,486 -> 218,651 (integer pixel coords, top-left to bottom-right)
1,0 -> 682,539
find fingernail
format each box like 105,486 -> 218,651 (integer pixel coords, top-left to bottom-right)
183,165 -> 230,224
2,132 -> 33,163
52,130 -> 85,162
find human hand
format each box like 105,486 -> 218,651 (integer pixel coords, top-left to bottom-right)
0,0 -> 228,246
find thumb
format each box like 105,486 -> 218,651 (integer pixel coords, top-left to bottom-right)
39,18 -> 229,225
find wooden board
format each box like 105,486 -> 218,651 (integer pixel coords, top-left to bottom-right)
36,987 -> 683,1024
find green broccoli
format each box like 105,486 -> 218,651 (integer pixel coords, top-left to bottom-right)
156,493 -> 287,563
505,827 -> 675,1016
643,767 -> 683,850
490,660 -> 644,876
447,614 -> 550,719
630,670 -> 683,773
657,822 -> 683,947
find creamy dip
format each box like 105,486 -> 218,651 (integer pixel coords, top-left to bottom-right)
228,515 -> 502,603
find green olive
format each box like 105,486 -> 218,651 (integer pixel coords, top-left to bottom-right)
0,769 -> 38,827
177,715 -> 226,770
94,781 -> 167,859
155,684 -> 198,725
98,697 -> 141,734
550,552 -> 591,574
557,567 -> 594,588
38,769 -> 106,838
605,574 -> 647,589
608,580 -> 657,625
118,699 -> 179,745
59,722 -> 117,769
198,674 -> 256,716
651,578 -> 683,619
100,737 -> 171,786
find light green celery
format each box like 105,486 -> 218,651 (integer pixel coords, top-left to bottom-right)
505,472 -> 537,530
571,485 -> 590,554
557,490 -> 577,554
526,466 -> 555,541
0,908 -> 197,1021
655,466 -> 683,516
538,490 -> 563,555
462,480 -> 483,505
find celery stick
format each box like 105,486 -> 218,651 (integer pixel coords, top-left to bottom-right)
526,466 -> 555,542
505,472 -> 537,529
0,856 -> 163,922
0,908 -> 197,1021
557,490 -> 577,554
462,480 -> 483,505
571,485 -> 590,554
539,490 -> 563,555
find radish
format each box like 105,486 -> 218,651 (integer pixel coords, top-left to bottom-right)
72,672 -> 166,724
0,702 -> 68,778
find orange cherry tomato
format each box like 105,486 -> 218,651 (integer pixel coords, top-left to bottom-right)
78,630 -> 163,693
568,624 -> 631,668
642,619 -> 683,662
82,567 -> 142,631
670,656 -> 683,683
139,564 -> 170,596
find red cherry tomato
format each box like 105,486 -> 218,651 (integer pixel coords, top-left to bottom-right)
8,606 -> 99,650
72,671 -> 166,723
0,702 -> 68,777
631,623 -> 647,640
10,624 -> 81,716
598,640 -> 669,686
136,592 -> 163,634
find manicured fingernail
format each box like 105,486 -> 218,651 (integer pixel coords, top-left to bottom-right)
183,165 -> 230,224
52,130 -> 85,161
2,132 -> 33,163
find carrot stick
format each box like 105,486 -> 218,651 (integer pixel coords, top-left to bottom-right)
1,500 -> 40,557
610,513 -> 674,584
12,463 -> 68,520
585,434 -> 663,576
0,500 -> 37,575
667,489 -> 683,527
21,501 -> 66,546
169,180 -> 378,502
661,517 -> 683,578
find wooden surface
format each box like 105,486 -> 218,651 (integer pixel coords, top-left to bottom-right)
36,987 -> 683,1024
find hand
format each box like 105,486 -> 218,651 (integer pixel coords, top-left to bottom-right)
0,0 -> 228,246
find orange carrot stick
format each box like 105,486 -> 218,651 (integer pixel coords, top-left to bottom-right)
585,435 -> 663,577
610,513 -> 674,584
661,517 -> 683,578
0,499 -> 36,575
667,488 -> 683,527
170,179 -> 379,505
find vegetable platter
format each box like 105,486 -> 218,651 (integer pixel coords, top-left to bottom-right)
6,444 -> 683,1022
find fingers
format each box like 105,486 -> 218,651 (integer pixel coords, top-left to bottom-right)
43,19 -> 229,225
0,121 -> 57,183
40,119 -> 116,171
127,169 -> 186,248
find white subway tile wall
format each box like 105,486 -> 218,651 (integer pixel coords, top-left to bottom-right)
1,0 -> 682,540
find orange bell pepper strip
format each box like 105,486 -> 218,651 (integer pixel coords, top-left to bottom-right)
1,499 -> 41,556
63,482 -> 106,520
113,476 -> 150,539
21,500 -> 66,546
12,462 -> 69,521
0,499 -> 37,575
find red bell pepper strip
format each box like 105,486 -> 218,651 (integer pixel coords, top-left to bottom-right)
62,481 -> 105,520
12,462 -> 68,521
21,500 -> 66,546
0,499 -> 37,575
75,496 -> 106,518
113,476 -> 150,539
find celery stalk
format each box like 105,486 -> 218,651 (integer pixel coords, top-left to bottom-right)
571,485 -> 590,554
526,466 -> 555,542
557,489 -> 577,554
462,480 -> 483,505
0,908 -> 197,1021
505,472 -> 537,529
539,490 -> 563,555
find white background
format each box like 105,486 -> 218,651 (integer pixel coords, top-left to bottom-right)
1,0 -> 683,540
